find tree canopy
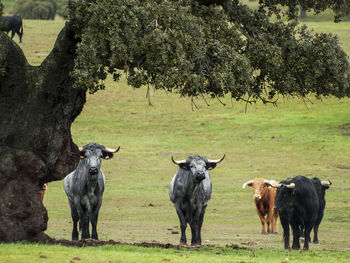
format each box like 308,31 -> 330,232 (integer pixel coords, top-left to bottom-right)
69,0 -> 350,104
13,0 -> 57,20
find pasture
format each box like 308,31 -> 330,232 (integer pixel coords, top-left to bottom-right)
1,6 -> 350,263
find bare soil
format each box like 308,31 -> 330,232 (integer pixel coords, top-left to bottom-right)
32,234 -> 245,249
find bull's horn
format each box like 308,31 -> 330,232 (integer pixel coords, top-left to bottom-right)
264,180 -> 280,187
271,183 -> 282,188
171,157 -> 187,165
207,154 -> 226,164
242,179 -> 254,188
104,146 -> 120,153
321,178 -> 332,186
79,147 -> 84,151
286,183 -> 295,189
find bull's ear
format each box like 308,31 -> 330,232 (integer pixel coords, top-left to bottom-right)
206,163 -> 217,170
79,150 -> 86,159
179,163 -> 190,170
102,151 -> 114,160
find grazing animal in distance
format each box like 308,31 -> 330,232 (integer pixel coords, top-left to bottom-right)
64,143 -> 120,240
169,154 -> 225,246
242,178 -> 279,234
1,16 -> 23,42
274,175 -> 319,250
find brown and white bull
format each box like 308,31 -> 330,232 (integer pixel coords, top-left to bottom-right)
243,178 -> 279,234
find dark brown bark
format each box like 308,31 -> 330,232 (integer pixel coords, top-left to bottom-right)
0,26 -> 86,242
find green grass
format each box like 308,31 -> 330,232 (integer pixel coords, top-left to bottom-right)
2,11 -> 350,262
0,243 -> 349,263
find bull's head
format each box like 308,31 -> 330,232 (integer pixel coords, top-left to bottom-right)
272,181 -> 296,212
79,143 -> 120,179
242,178 -> 277,201
171,154 -> 225,183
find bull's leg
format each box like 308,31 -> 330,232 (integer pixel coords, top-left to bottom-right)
266,213 -> 273,234
10,30 -> 15,39
17,31 -> 22,43
91,201 -> 102,240
175,204 -> 187,245
303,223 -> 314,250
256,209 -> 267,234
313,211 -> 324,244
291,223 -> 301,250
75,200 -> 90,239
280,213 -> 290,249
266,207 -> 275,234
190,206 -> 203,247
190,219 -> 199,246
198,206 -> 207,246
272,211 -> 279,233
299,225 -> 305,242
79,212 -> 90,239
69,204 -> 79,240
91,212 -> 99,240
313,224 -> 319,244
190,223 -> 199,247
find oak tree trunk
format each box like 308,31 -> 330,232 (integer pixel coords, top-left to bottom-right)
0,26 -> 85,242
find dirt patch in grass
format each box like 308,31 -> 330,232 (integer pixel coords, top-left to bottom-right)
329,187 -> 350,191
329,216 -> 350,223
31,237 -> 247,252
34,236 -> 246,249
338,123 -> 350,136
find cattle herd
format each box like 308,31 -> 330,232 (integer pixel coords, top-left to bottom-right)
0,12 -> 336,252
36,142 -> 333,250
2,14 -> 333,249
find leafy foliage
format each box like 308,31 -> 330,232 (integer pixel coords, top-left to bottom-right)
13,0 -> 57,20
69,0 -> 350,103
334,0 -> 350,20
259,0 -> 345,20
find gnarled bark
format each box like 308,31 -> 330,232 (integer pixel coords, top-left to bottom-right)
0,26 -> 85,242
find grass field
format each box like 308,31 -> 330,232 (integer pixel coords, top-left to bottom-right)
1,4 -> 350,262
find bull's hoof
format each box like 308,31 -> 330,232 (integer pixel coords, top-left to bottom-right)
81,238 -> 99,242
313,240 -> 319,244
261,232 -> 267,235
191,243 -> 202,248
191,245 -> 202,248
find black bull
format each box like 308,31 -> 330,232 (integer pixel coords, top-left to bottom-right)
274,175 -> 331,250
1,16 -> 23,43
